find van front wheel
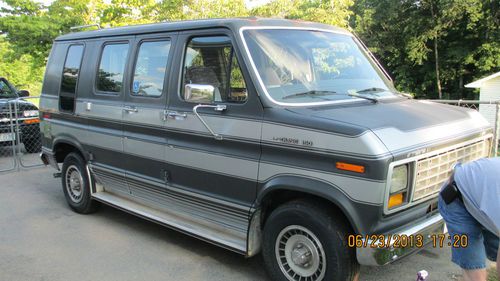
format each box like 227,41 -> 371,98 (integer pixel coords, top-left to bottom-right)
61,152 -> 99,214
262,200 -> 359,281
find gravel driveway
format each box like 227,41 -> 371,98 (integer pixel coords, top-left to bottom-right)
0,160 -> 480,281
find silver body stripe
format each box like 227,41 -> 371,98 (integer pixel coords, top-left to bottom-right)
122,104 -> 165,127
47,119 -> 383,203
262,123 -> 389,157
165,112 -> 262,141
166,145 -> 258,181
258,163 -> 385,204
50,120 -> 123,152
76,99 -> 123,121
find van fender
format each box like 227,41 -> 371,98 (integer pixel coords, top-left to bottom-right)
255,175 -> 379,234
52,135 -> 89,162
247,175 -> 377,257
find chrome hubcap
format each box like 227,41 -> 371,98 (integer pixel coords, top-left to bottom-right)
65,165 -> 83,203
275,225 -> 326,281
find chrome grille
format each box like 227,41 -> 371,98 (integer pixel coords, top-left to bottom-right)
413,138 -> 491,201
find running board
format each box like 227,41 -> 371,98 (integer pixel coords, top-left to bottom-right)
92,191 -> 247,254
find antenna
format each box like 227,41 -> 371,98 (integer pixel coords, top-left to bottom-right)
70,24 -> 101,31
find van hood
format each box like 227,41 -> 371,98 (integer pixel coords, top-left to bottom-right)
288,98 -> 491,154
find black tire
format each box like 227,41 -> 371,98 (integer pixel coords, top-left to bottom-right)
61,152 -> 99,214
23,137 -> 42,153
262,200 -> 359,281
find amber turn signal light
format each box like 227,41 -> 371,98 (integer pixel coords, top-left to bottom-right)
388,193 -> 404,209
23,118 -> 40,124
336,162 -> 365,173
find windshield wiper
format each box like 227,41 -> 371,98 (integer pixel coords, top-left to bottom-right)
348,93 -> 378,103
282,90 -> 339,100
355,87 -> 388,95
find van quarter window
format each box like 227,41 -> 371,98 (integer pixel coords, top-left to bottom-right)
60,44 -> 84,112
182,36 -> 247,103
132,40 -> 171,97
97,43 -> 129,93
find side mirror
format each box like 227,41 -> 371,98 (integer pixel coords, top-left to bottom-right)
185,84 -> 214,104
17,90 -> 30,97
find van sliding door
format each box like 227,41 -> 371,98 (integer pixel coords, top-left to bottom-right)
122,33 -> 176,197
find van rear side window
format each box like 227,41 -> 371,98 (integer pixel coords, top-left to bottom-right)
60,44 -> 84,112
97,43 -> 129,93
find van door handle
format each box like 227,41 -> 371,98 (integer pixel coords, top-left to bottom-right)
164,110 -> 187,120
123,106 -> 138,113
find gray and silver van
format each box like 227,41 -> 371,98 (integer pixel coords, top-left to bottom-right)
39,18 -> 493,281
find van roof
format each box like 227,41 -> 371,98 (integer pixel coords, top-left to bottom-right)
55,17 -> 348,41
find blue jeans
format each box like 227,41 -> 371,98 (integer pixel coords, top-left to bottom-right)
438,195 -> 499,270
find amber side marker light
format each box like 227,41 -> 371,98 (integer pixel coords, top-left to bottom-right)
24,118 -> 40,124
388,193 -> 404,209
336,162 -> 365,173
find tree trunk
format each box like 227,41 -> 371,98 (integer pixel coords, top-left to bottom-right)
433,38 -> 442,99
458,74 -> 463,99
430,2 -> 442,99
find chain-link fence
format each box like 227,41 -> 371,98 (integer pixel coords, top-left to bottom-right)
0,96 -> 43,173
0,102 -> 17,172
15,96 -> 43,167
422,99 -> 500,156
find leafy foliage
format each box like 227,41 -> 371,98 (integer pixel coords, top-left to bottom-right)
351,0 -> 500,99
0,0 -> 498,100
0,37 -> 44,94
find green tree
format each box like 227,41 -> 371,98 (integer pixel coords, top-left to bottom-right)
0,37 -> 45,94
352,0 -> 500,99
251,0 -> 354,28
0,0 -> 103,65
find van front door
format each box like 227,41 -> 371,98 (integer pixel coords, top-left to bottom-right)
164,32 -> 263,242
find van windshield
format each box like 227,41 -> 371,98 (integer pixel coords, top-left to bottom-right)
242,29 -> 397,104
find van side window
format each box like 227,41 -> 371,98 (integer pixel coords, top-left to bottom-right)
97,43 -> 129,93
181,36 -> 247,103
132,40 -> 171,97
60,44 -> 84,112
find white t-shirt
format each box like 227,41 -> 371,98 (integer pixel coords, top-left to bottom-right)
454,157 -> 500,236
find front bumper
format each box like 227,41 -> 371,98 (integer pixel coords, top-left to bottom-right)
356,212 -> 445,266
0,122 -> 40,142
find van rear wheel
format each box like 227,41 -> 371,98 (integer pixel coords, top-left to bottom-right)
262,200 -> 359,281
61,152 -> 99,214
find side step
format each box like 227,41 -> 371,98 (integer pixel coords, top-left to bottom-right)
91,191 -> 247,254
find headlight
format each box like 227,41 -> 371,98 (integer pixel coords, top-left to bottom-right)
388,164 -> 409,209
390,164 -> 408,193
23,110 -> 39,117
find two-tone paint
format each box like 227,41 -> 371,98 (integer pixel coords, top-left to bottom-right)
39,18 -> 493,264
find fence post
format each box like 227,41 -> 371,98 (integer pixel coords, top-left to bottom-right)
493,102 -> 500,156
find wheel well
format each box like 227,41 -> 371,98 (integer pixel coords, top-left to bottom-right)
54,142 -> 83,163
259,190 -> 354,232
